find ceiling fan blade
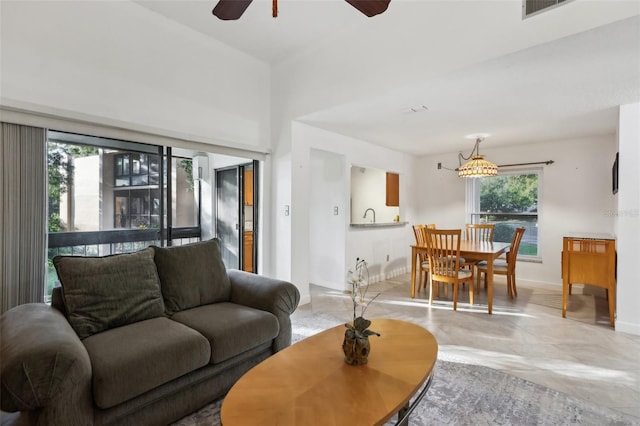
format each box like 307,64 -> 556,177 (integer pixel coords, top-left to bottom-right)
345,0 -> 391,17
212,0 -> 254,20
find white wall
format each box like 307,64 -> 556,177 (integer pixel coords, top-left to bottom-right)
615,103 -> 640,336
271,145 -> 293,281
309,149 -> 346,290
414,157 -> 467,229
291,123 -> 418,302
0,1 -> 271,150
418,136 -> 617,287
1,0 -> 274,275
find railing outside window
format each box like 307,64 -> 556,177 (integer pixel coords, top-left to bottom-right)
470,213 -> 538,257
46,231 -> 200,303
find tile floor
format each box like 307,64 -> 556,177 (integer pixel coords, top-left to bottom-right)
292,274 -> 640,419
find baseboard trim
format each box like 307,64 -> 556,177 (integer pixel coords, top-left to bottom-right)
614,320 -> 640,336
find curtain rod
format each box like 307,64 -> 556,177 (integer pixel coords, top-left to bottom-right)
441,160 -> 554,172
497,160 -> 554,168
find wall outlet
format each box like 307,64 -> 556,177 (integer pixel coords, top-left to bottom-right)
284,205 -> 290,216
333,206 -> 339,215
386,254 -> 390,261
437,162 -> 442,169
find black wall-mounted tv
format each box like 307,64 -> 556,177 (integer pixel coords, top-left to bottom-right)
612,152 -> 619,195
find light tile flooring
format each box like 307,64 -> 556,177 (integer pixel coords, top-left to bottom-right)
292,274 -> 640,419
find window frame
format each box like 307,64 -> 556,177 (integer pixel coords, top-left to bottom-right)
466,168 -> 542,261
46,131 -> 203,302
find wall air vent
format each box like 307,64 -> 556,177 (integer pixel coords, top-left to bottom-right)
523,0 -> 572,18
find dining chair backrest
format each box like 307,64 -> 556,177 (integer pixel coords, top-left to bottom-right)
413,225 -> 426,245
413,224 -> 436,246
465,223 -> 495,242
506,227 -> 526,271
421,224 -> 436,246
425,228 -> 462,278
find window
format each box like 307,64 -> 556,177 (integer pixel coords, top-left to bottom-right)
46,131 -> 202,302
114,153 -> 160,187
467,169 -> 540,258
114,189 -> 162,229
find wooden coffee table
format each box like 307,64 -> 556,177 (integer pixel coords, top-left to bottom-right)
221,318 -> 438,425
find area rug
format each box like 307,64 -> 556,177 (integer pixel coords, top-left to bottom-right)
172,312 -> 638,426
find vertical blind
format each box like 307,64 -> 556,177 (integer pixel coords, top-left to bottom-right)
1,122 -> 47,313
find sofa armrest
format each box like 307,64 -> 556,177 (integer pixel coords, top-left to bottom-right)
1,304 -> 93,425
228,270 -> 300,352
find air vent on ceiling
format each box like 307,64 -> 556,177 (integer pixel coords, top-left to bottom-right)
523,0 -> 571,18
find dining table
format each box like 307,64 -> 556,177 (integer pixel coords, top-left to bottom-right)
410,240 -> 511,314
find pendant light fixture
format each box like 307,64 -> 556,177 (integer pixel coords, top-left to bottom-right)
458,135 -> 498,178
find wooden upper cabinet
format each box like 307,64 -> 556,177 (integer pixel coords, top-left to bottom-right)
244,169 -> 253,206
386,172 -> 399,206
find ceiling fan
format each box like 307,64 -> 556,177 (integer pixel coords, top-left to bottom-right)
212,0 -> 391,20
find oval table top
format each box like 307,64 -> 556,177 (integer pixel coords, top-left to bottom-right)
221,318 -> 438,426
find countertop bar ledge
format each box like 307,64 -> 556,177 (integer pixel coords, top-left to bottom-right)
350,222 -> 408,228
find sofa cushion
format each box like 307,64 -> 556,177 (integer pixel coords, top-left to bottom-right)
53,248 -> 165,339
171,302 -> 279,364
82,317 -> 210,409
153,238 -> 231,315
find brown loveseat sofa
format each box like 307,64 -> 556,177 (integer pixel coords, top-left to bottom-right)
0,238 -> 300,425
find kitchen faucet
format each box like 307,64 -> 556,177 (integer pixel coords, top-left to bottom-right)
363,208 -> 376,223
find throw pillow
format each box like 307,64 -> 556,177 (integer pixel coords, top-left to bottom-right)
153,238 -> 230,315
53,247 -> 166,339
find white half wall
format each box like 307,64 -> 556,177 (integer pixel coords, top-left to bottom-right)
615,103 -> 640,336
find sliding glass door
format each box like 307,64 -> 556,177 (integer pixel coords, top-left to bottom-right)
215,161 -> 258,272
215,167 -> 240,268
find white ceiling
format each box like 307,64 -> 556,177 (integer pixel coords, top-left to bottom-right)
135,0 -> 363,63
136,0 -> 640,156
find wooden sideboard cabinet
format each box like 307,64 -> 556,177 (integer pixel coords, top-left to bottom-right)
562,233 -> 616,327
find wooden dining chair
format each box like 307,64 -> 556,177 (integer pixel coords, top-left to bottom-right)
462,223 -> 495,283
412,224 -> 428,293
424,228 -> 474,311
476,227 -> 526,298
412,224 -> 436,292
465,223 -> 495,242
